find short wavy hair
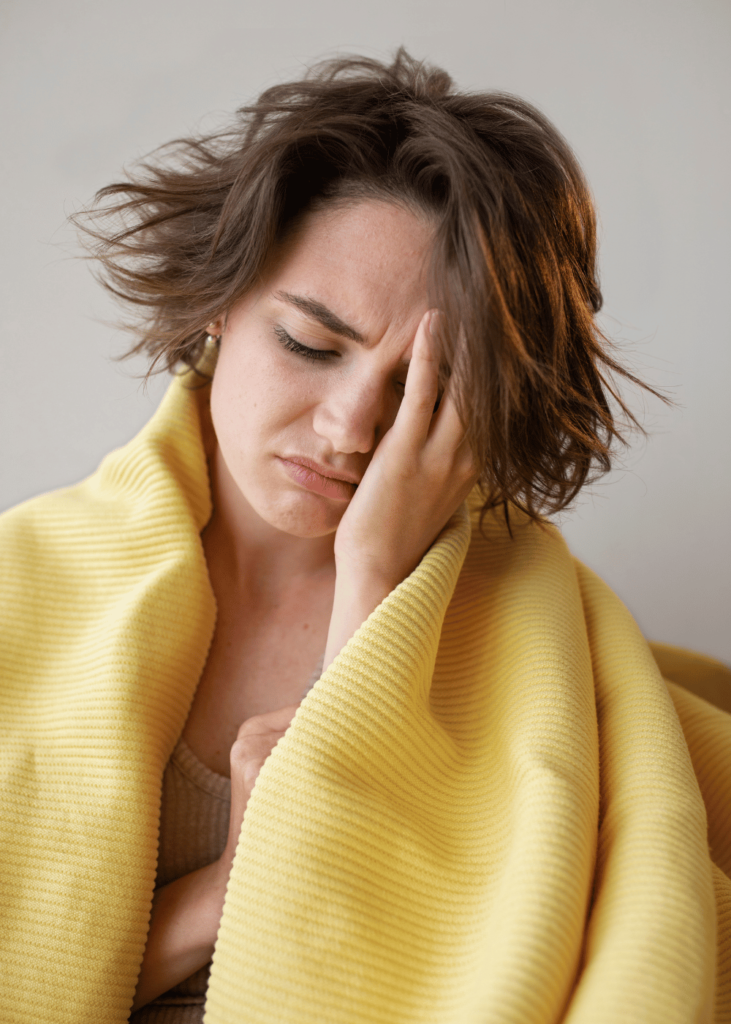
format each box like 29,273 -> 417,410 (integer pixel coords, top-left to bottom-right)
76,48 -> 658,522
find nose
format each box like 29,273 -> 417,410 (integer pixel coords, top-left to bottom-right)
312,374 -> 392,455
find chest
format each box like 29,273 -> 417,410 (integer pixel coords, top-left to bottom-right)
182,581 -> 332,776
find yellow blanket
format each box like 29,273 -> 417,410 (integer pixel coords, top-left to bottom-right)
1,372 -> 730,1023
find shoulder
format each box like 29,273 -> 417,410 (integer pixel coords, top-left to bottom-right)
0,374 -> 213,633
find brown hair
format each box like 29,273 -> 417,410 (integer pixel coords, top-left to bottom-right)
76,48 -> 660,522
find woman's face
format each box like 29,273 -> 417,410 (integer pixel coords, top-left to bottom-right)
209,200 -> 434,539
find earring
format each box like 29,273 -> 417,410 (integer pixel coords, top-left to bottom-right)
205,322 -> 221,345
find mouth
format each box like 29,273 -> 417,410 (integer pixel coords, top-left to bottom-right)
277,456 -> 359,501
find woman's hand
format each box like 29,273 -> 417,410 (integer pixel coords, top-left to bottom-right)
131,704 -> 300,1012
334,309 -> 476,586
323,310 -> 478,668
218,703 -> 301,872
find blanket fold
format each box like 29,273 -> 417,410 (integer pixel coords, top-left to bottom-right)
0,372 -> 729,1024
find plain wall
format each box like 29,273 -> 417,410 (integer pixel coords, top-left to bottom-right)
1,0 -> 729,662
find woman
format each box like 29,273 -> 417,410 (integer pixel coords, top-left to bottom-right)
1,50 -> 730,1024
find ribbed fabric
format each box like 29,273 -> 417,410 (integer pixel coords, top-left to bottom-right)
155,737 -> 231,892
0,375 -> 215,1024
0,371 -> 728,1024
665,679 -> 731,1021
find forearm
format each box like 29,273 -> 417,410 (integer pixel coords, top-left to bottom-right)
323,572 -> 395,671
131,859 -> 229,1012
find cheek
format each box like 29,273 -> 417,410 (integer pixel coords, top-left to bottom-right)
208,352 -> 346,537
210,345 -> 311,462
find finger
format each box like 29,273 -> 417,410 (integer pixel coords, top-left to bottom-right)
427,378 -> 479,475
393,310 -> 440,449
236,702 -> 301,739
428,373 -> 465,445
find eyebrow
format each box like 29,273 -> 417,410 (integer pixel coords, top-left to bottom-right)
275,291 -> 366,345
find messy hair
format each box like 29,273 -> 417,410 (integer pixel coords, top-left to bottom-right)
75,48 -> 658,522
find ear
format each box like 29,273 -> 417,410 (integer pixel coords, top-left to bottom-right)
206,317 -> 225,337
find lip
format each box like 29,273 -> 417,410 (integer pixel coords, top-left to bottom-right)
278,456 -> 360,501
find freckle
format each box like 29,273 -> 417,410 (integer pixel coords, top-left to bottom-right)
302,623 -> 309,630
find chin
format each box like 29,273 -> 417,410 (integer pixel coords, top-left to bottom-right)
259,490 -> 346,539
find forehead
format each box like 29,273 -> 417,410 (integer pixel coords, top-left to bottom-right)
264,200 -> 434,331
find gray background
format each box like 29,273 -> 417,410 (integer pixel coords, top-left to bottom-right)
1,0 -> 729,662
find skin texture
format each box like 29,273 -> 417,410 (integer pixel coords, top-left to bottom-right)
209,200 -> 441,542
131,200 -> 477,1011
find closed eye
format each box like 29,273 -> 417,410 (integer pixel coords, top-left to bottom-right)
274,325 -> 337,362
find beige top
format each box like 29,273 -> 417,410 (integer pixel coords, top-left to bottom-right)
129,660 -> 323,1024
129,735 -> 231,1024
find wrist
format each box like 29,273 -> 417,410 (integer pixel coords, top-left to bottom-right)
323,571 -> 396,670
206,855 -> 233,905
333,561 -> 400,600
